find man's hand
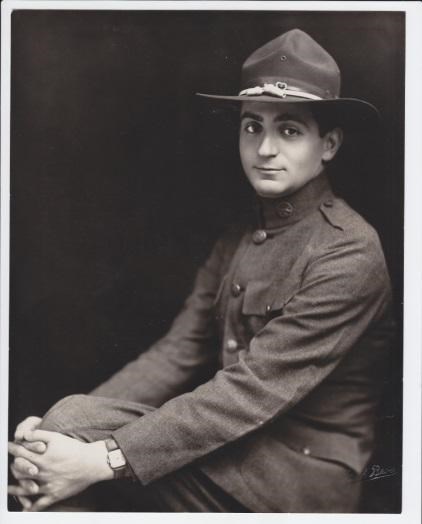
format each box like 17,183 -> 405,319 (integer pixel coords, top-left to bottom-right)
10,416 -> 45,510
8,430 -> 113,511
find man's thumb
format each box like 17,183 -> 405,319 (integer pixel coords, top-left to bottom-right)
23,429 -> 52,443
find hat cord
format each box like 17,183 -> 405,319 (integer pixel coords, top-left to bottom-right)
239,82 -> 322,101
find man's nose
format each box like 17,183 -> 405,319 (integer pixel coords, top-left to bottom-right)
257,133 -> 279,157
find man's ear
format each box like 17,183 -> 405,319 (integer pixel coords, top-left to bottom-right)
322,128 -> 343,162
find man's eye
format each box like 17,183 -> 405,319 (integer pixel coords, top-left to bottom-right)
281,126 -> 301,137
243,122 -> 262,134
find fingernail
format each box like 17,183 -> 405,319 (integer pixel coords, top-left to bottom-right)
29,468 -> 37,475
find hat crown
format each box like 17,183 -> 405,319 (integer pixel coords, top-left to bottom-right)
241,29 -> 341,100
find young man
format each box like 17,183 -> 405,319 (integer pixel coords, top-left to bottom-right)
8,28 -> 394,513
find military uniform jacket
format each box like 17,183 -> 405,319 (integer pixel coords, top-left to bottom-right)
92,173 -> 394,511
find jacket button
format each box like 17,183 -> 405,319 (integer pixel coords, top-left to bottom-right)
323,200 -> 334,208
302,446 -> 311,456
252,229 -> 267,244
231,283 -> 243,297
226,339 -> 238,352
276,201 -> 294,218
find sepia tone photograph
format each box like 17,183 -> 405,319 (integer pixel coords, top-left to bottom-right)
1,2 -> 418,520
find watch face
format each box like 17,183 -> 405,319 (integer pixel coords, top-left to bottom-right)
109,449 -> 126,469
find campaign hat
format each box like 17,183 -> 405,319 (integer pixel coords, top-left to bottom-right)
197,29 -> 379,127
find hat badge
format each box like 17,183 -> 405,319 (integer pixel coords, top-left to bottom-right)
239,82 -> 288,98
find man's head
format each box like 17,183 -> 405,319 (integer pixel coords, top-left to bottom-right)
239,101 -> 343,199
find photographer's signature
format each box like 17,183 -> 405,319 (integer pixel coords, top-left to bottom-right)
362,464 -> 397,481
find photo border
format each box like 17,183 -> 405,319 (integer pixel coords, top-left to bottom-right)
1,1 -> 420,523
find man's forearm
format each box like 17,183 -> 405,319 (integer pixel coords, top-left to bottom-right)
88,441 -> 114,483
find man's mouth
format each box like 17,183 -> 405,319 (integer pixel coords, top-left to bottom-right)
255,166 -> 285,172
254,167 -> 286,177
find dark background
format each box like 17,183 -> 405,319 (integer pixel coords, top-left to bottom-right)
9,10 -> 404,512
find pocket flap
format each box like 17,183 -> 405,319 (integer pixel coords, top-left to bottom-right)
242,279 -> 299,316
213,274 -> 227,304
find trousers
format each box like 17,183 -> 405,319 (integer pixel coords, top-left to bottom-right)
38,394 -> 251,512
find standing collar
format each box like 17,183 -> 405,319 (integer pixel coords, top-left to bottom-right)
256,172 -> 334,229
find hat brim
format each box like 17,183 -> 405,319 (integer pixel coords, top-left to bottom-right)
196,93 -> 380,130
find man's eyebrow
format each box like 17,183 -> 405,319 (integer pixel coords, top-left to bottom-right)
274,113 -> 309,127
240,110 -> 309,127
240,111 -> 263,122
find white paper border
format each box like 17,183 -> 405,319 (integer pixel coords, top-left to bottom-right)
1,2 -> 421,523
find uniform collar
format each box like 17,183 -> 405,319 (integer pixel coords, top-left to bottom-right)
256,172 -> 334,229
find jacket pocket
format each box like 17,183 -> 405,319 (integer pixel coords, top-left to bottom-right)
242,279 -> 299,316
269,417 -> 363,475
238,430 -> 361,512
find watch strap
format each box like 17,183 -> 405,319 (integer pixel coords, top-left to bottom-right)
105,437 -> 128,479
105,437 -> 120,453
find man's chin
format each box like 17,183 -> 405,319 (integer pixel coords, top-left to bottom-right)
254,182 -> 289,199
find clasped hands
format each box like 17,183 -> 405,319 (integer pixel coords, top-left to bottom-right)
8,416 -> 113,511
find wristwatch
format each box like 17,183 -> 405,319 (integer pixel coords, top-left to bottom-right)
105,437 -> 127,479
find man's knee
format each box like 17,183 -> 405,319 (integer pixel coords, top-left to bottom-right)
39,394 -> 152,442
40,394 -> 91,434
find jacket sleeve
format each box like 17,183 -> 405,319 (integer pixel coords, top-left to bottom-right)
111,231 -> 392,484
90,232 -> 235,406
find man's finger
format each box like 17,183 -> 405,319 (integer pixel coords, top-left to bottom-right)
21,440 -> 47,454
19,479 -> 40,495
12,457 -> 39,477
22,429 -> 55,443
11,463 -> 31,480
14,417 -> 42,441
27,495 -> 55,512
8,441 -> 37,463
17,496 -> 32,511
8,484 -> 35,497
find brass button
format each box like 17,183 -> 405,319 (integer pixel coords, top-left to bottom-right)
277,201 -> 294,218
302,446 -> 311,456
265,304 -> 272,314
252,229 -> 267,244
226,339 -> 238,352
231,283 -> 243,297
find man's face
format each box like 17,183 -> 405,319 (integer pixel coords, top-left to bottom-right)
239,101 -> 341,199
